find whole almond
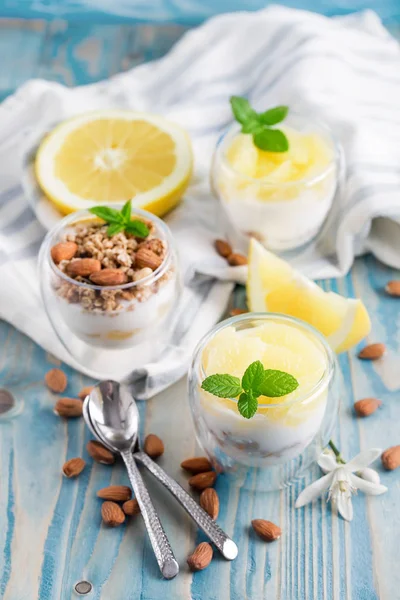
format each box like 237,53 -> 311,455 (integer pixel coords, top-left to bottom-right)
62,457 -> 86,478
187,542 -> 213,571
188,471 -> 217,491
89,268 -> 128,286
122,499 -> 141,516
78,385 -> 94,400
97,485 -> 132,502
45,368 -> 67,393
86,440 -> 115,465
381,445 -> 400,470
385,280 -> 400,297
358,343 -> 386,360
66,258 -> 101,278
101,501 -> 125,527
181,457 -> 212,474
200,488 -> 219,520
215,239 -> 232,258
144,434 -> 164,458
54,398 -> 83,418
252,519 -> 281,542
227,253 -> 247,267
354,397 -> 382,417
135,247 -> 163,271
229,308 -> 248,317
51,241 -> 78,264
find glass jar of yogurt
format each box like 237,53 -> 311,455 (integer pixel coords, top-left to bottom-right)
38,206 -> 181,381
211,114 -> 342,252
188,313 -> 342,490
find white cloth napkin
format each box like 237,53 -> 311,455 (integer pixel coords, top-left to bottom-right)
0,6 -> 400,397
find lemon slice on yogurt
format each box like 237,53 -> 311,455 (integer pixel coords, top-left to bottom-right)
247,239 -> 371,353
35,110 -> 193,218
202,320 -> 328,425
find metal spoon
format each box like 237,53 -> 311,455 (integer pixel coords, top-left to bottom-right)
83,382 -> 238,561
85,381 -> 179,580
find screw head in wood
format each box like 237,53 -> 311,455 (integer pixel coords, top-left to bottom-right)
74,580 -> 92,595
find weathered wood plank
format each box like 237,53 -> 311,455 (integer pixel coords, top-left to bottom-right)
0,259 -> 398,600
0,0 -> 399,25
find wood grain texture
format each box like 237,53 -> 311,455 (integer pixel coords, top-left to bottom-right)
0,255 -> 399,599
0,0 -> 399,25
0,17 -> 399,600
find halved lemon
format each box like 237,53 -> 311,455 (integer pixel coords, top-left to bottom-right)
247,239 -> 371,353
35,110 -> 193,217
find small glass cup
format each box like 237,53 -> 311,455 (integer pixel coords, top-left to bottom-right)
38,207 -> 181,381
211,114 -> 343,253
188,313 -> 342,490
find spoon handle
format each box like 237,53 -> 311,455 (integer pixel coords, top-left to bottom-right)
135,451 -> 238,561
121,450 -> 179,580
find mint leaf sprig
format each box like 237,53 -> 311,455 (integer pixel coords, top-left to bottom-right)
230,96 -> 290,153
89,199 -> 150,238
201,360 -> 299,419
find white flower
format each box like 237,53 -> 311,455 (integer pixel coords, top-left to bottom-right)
358,467 -> 381,485
295,448 -> 388,521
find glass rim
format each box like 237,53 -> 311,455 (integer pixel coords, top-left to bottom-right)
192,312 -> 335,409
215,114 -> 341,188
43,205 -> 174,291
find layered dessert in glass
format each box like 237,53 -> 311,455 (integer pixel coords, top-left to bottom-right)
212,114 -> 341,252
188,314 -> 340,488
40,206 -> 180,355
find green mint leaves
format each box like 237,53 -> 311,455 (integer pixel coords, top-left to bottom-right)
201,374 -> 242,399
89,199 -> 150,238
230,96 -> 289,153
201,360 -> 299,419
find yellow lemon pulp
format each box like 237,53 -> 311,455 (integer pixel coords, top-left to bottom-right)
35,110 -> 193,217
225,127 -> 334,201
247,239 -> 371,353
202,321 -> 328,424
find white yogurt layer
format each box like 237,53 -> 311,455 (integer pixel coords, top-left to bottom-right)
199,386 -> 328,468
57,277 -> 176,349
220,173 -> 336,251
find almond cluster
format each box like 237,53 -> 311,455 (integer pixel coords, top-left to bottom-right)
214,239 -> 247,267
51,222 -> 172,312
42,365 -> 286,574
180,455 -> 281,571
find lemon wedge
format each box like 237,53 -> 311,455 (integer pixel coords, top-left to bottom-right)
247,239 -> 371,353
35,110 -> 193,217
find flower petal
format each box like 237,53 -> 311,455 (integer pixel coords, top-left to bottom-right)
337,493 -> 353,521
295,472 -> 334,508
350,474 -> 388,496
318,453 -> 337,473
345,448 -> 382,472
357,467 -> 380,485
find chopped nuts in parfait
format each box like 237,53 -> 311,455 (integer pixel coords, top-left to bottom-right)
53,221 -> 172,312
46,205 -> 180,350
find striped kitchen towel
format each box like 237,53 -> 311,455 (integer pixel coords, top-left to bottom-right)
0,6 -> 400,397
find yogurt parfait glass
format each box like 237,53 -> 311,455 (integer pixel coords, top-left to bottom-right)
211,114 -> 343,253
38,206 -> 181,381
188,313 -> 342,490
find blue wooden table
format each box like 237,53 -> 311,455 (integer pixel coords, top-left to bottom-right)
0,15 -> 400,600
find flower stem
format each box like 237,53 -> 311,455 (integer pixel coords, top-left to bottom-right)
328,440 -> 346,464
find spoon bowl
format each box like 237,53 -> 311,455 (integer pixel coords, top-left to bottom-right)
88,381 -> 139,453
